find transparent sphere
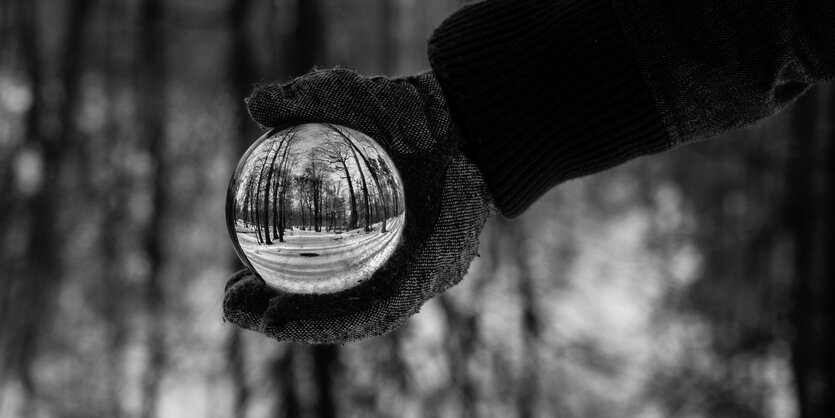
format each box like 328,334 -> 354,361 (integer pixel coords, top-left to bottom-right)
227,123 -> 406,294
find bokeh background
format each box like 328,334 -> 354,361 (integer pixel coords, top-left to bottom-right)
0,0 -> 832,417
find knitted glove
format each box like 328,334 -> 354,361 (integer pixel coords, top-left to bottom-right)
223,68 -> 493,343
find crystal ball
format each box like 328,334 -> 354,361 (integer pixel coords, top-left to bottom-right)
226,123 -> 406,294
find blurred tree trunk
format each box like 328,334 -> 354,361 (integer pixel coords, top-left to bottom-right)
379,0 -> 396,74
517,237 -> 541,418
291,0 -> 322,77
275,347 -> 300,418
0,1 -> 91,416
268,1 -> 341,416
0,0 -> 44,411
225,0 -> 257,415
439,295 -> 478,418
225,330 -> 248,418
313,345 -> 339,418
136,0 -> 167,416
0,1 -> 40,402
0,0 -> 12,55
828,84 -> 835,418
497,218 -> 541,418
787,85 -> 834,418
0,0 -> 21,222
97,1 -> 129,416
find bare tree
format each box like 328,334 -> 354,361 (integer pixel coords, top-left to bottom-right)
319,137 -> 360,230
375,155 -> 401,217
299,150 -> 327,232
254,143 -> 277,244
327,130 -> 373,232
255,154 -> 273,242
261,131 -> 296,244
277,151 -> 301,241
327,124 -> 392,233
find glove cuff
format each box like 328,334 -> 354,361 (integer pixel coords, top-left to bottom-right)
428,0 -> 669,217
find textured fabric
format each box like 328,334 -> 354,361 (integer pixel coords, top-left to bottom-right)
428,0 -> 835,218
428,0 -> 669,218
613,0 -> 835,145
224,69 -> 493,343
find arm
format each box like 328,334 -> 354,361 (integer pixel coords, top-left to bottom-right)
225,0 -> 832,342
428,0 -> 834,217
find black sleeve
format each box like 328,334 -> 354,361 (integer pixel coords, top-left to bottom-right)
427,0 -> 834,218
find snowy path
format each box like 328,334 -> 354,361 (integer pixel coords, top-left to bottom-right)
237,215 -> 405,293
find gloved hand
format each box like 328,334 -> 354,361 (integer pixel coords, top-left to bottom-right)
223,68 -> 493,343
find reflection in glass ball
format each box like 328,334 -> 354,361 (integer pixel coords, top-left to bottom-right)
227,123 -> 406,294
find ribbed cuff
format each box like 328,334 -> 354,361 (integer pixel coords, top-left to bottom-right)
428,0 -> 670,217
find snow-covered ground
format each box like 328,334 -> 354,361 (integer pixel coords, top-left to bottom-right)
236,215 -> 405,293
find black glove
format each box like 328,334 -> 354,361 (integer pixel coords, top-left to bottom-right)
223,68 -> 493,343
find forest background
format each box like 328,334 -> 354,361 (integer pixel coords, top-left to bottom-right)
0,0 -> 832,417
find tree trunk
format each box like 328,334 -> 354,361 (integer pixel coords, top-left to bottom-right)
261,149 -> 276,245
313,345 -> 339,418
312,169 -> 322,232
272,172 -> 281,239
242,185 -> 252,227
98,2 -> 129,414
255,150 -> 272,244
330,125 -> 390,232
0,1 -> 45,411
225,0 -> 258,414
274,346 -> 300,418
342,134 -> 372,232
827,84 -> 835,418
379,0 -> 396,74
253,178 -> 263,242
340,160 -> 358,230
438,296 -> 477,418
277,141 -> 294,241
263,139 -> 286,243
786,85 -> 834,418
137,0 -> 167,416
278,183 -> 287,241
512,219 -> 540,418
274,131 -> 295,241
225,330 -> 249,418
291,0 -> 322,77
0,1 -> 92,416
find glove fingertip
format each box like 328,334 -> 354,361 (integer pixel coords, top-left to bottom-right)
246,83 -> 291,128
223,273 -> 273,327
224,269 -> 253,292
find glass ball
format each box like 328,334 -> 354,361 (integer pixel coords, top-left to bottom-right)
226,123 -> 406,294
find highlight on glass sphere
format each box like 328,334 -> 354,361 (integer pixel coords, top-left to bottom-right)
227,123 -> 406,294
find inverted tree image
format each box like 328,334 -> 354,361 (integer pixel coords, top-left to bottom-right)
228,123 -> 406,293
